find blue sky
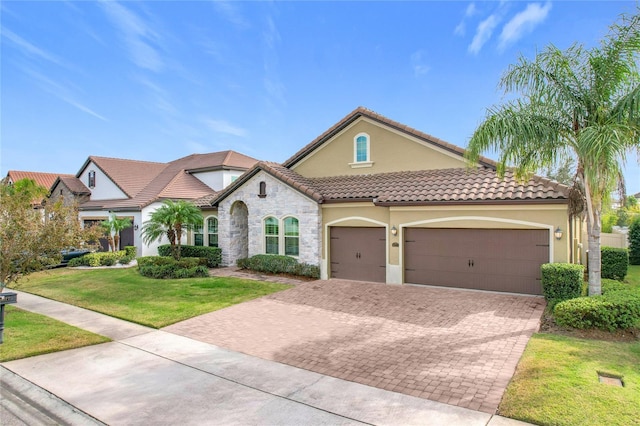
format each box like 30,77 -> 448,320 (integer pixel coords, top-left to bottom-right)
2,1 -> 639,195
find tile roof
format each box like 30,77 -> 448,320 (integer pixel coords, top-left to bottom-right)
78,151 -> 258,211
6,170 -> 74,189
86,156 -> 167,198
211,163 -> 569,206
57,176 -> 91,195
282,106 -> 497,170
307,168 -> 569,205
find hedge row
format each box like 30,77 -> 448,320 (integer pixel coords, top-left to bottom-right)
68,250 -> 134,267
137,256 -> 209,279
157,245 -> 221,268
629,217 -> 640,265
554,291 -> 640,331
237,255 -> 320,279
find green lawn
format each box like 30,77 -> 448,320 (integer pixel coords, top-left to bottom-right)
11,268 -> 291,328
500,265 -> 640,425
0,306 -> 110,362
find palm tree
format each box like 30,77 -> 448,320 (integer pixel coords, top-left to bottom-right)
100,213 -> 132,252
466,11 -> 640,296
141,199 -> 203,260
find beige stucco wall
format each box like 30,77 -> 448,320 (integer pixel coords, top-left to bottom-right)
320,202 -> 573,283
292,118 -> 467,178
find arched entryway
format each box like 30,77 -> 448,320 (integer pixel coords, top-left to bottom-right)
229,201 -> 249,262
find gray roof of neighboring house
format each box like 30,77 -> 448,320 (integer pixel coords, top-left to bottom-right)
77,151 -> 258,211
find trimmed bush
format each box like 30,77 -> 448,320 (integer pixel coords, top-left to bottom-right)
137,256 -> 209,279
541,263 -> 584,307
68,251 -> 126,267
237,255 -> 320,279
601,246 -> 628,281
602,278 -> 631,294
124,246 -> 137,257
629,216 -> 640,265
554,292 -> 640,331
157,245 -> 222,268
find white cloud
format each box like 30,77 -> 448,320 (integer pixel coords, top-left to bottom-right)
212,1 -> 250,29
23,67 -> 108,121
410,50 -> 431,77
2,28 -> 67,67
465,3 -> 478,17
99,0 -> 163,72
204,119 -> 248,137
498,2 -> 552,51
468,14 -> 501,54
454,2 -> 478,36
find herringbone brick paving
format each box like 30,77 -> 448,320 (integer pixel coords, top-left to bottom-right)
164,278 -> 544,414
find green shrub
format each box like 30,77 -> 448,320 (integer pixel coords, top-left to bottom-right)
629,216 -> 640,265
541,263 -> 584,307
601,212 -> 617,233
157,245 -> 222,268
124,246 -> 137,257
68,251 -> 126,267
237,254 -> 320,279
602,278 -> 631,294
137,256 -> 209,279
601,246 -> 628,281
554,292 -> 640,331
119,255 -> 134,265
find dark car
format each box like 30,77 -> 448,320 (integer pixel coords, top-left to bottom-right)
60,248 -> 90,266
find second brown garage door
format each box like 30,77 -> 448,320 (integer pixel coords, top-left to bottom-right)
404,228 -> 549,295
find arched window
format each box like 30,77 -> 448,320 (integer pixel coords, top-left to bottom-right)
194,221 -> 204,246
264,217 -> 279,254
283,217 -> 299,256
207,217 -> 218,247
354,133 -> 370,163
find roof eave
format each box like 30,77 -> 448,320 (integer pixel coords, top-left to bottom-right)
373,198 -> 569,207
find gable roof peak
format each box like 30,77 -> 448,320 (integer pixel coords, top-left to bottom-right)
282,107 -> 497,170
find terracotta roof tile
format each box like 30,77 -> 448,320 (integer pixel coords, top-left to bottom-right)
157,171 -> 215,200
306,168 -> 569,204
58,176 -> 90,195
79,151 -> 257,211
211,163 -> 568,207
88,156 -> 167,198
6,170 -> 74,189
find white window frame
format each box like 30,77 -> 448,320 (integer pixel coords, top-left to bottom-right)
350,132 -> 373,168
262,215 -> 300,257
206,215 -> 219,247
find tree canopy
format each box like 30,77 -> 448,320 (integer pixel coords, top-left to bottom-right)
466,10 -> 640,295
0,179 -> 101,289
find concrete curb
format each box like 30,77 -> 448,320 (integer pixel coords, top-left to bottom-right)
0,366 -> 105,426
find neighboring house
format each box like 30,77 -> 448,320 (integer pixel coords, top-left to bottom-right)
3,170 -> 75,206
50,151 -> 258,256
211,107 -> 577,295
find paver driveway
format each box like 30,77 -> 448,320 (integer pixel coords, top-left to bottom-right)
164,280 -> 545,414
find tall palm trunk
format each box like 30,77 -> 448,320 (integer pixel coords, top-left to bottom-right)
175,223 -> 182,260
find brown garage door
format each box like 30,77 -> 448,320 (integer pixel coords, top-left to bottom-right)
404,228 -> 549,294
330,227 -> 386,283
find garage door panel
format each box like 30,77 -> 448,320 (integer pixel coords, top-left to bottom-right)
330,227 -> 386,283
404,228 -> 548,295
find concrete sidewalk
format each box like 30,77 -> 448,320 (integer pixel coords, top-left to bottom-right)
2,291 -> 533,426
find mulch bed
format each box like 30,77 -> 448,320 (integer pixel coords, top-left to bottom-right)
539,309 -> 640,342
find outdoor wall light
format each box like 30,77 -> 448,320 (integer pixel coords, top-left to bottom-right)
554,227 -> 563,240
134,225 -> 139,231
391,226 -> 398,236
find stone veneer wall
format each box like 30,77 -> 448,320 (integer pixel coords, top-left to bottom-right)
218,171 -> 322,267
